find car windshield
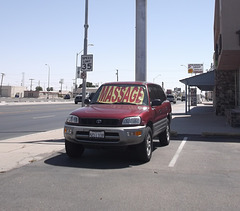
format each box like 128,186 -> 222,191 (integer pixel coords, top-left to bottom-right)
91,84 -> 149,105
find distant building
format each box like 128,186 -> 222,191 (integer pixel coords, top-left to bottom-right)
24,91 -> 59,99
0,86 -> 26,98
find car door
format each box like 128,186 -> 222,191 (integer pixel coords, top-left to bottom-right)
148,84 -> 168,136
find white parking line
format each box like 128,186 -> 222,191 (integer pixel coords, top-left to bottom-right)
33,115 -> 55,119
168,137 -> 188,167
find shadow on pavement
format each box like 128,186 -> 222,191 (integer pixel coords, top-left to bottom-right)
44,141 -> 164,170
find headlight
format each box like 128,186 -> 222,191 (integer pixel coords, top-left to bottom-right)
122,116 -> 141,125
66,115 -> 79,124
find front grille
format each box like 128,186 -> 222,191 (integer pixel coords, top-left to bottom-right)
79,118 -> 120,127
76,131 -> 120,142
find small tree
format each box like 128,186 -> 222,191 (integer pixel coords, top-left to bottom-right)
35,86 -> 43,91
47,87 -> 53,91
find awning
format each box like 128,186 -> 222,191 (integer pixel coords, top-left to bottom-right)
179,70 -> 215,91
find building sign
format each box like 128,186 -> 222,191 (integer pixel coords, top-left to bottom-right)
81,54 -> 93,71
188,64 -> 203,74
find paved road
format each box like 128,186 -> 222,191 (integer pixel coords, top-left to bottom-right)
1,135 -> 240,210
0,103 -> 79,140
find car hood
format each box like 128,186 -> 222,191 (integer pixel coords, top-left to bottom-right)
71,104 -> 149,119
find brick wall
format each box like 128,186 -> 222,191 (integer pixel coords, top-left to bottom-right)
215,69 -> 236,115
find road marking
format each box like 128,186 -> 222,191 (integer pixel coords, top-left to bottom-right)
168,137 -> 188,167
33,115 -> 55,119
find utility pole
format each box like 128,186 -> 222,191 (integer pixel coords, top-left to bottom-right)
0,73 -> 5,97
135,0 -> 147,81
45,64 -> 50,99
82,0 -> 89,107
29,79 -> 34,91
59,79 -> 64,95
21,72 -> 25,87
116,69 -> 119,81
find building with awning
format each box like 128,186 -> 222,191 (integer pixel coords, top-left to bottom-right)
179,70 -> 215,114
180,70 -> 215,92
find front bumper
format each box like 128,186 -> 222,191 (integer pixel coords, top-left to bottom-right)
64,124 -> 147,146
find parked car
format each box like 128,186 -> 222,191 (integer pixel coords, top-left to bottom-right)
181,95 -> 186,101
88,92 -> 96,101
167,94 -> 176,104
63,94 -> 70,99
64,81 -> 172,162
74,93 -> 90,104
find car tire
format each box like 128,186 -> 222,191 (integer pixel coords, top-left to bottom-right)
75,102 -> 78,104
65,139 -> 84,158
159,121 -> 170,146
136,126 -> 153,162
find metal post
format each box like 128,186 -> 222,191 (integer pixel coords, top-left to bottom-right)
116,69 -> 119,81
188,85 -> 191,113
29,79 -> 34,91
75,53 -> 79,96
45,64 -> 50,99
185,84 -> 187,114
82,0 -> 89,107
0,73 -> 5,97
135,0 -> 147,81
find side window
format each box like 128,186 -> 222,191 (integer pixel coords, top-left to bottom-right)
148,85 -> 156,102
149,84 -> 166,102
157,85 -> 166,101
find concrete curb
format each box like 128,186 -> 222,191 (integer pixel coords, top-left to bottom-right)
201,132 -> 240,138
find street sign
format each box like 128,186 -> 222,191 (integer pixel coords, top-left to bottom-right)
81,54 -> 93,71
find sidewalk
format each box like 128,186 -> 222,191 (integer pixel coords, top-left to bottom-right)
171,103 -> 240,137
0,129 -> 64,173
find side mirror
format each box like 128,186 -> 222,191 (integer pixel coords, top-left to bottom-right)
151,99 -> 162,107
84,99 -> 90,105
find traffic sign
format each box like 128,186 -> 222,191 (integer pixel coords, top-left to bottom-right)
80,71 -> 86,79
81,54 -> 93,71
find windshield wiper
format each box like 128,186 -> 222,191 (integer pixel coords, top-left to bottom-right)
112,102 -> 137,105
91,102 -> 105,104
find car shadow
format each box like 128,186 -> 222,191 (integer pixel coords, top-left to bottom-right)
44,140 -> 164,170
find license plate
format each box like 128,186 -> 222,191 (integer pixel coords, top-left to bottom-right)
89,131 -> 105,139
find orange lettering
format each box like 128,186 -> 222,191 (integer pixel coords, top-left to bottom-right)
98,86 -> 109,102
122,87 -> 131,102
136,87 -> 143,104
111,86 -> 119,102
105,86 -> 114,102
129,87 -> 138,103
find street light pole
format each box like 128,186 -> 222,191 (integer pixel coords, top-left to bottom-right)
153,74 -> 161,83
82,0 -> 89,107
135,0 -> 147,82
45,64 -> 50,99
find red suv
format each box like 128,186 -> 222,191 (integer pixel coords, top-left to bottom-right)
64,81 -> 172,162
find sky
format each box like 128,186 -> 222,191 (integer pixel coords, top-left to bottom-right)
0,0 -> 215,92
